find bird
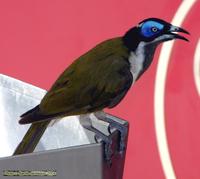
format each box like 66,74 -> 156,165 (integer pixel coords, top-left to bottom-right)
13,18 -> 189,162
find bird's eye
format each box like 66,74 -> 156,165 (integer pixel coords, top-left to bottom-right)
151,27 -> 158,32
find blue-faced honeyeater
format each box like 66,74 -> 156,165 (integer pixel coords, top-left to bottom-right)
13,18 -> 189,161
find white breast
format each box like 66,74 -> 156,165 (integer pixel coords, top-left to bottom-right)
128,42 -> 146,82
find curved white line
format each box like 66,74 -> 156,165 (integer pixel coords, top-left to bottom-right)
154,1 -> 196,179
194,39 -> 200,96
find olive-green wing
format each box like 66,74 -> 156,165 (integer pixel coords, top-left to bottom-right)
39,39 -> 132,117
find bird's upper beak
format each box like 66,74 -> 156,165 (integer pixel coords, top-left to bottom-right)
168,25 -> 190,41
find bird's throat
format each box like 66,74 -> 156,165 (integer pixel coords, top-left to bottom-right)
128,42 -> 157,82
128,42 -> 145,82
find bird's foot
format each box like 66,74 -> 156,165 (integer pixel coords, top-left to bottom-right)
95,134 -> 113,165
84,125 -> 113,165
94,112 -> 128,155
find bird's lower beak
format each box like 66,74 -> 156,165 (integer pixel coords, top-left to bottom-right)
169,25 -> 190,41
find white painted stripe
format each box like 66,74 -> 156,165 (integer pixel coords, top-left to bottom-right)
154,1 -> 196,179
194,39 -> 200,96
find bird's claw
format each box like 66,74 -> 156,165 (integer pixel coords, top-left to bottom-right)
108,123 -> 127,154
94,134 -> 113,165
94,134 -> 102,143
108,124 -> 115,134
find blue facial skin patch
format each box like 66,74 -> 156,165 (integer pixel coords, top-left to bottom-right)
141,21 -> 164,38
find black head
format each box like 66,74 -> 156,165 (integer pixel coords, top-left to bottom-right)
123,18 -> 189,51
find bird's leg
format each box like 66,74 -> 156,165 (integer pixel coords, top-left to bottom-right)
94,111 -> 128,154
79,114 -> 113,164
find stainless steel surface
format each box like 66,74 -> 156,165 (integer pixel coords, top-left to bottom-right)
0,74 -> 95,157
0,144 -> 103,179
0,130 -> 128,179
0,74 -> 129,179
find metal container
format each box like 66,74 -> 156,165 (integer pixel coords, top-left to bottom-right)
0,74 -> 128,179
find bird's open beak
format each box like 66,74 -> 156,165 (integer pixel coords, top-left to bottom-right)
169,25 -> 190,41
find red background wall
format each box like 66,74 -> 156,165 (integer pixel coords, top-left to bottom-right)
0,0 -> 199,178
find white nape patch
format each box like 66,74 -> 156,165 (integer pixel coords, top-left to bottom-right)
128,42 -> 146,82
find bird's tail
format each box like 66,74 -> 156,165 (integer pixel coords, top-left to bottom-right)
13,120 -> 50,155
